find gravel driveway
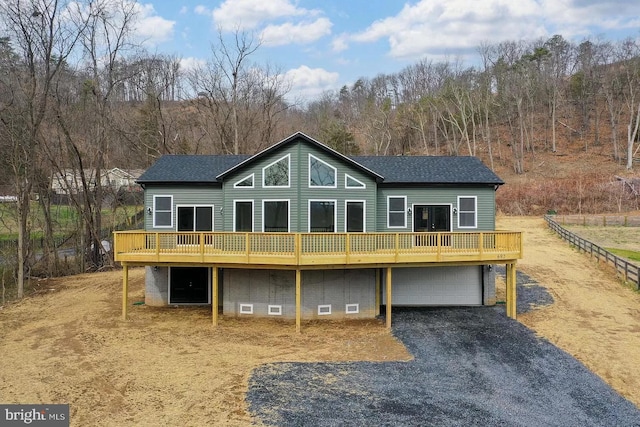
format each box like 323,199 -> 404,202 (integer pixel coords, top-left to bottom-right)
247,272 -> 640,426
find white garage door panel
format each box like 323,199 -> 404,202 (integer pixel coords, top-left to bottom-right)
383,266 -> 482,306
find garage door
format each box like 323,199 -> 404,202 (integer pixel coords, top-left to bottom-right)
382,266 -> 482,306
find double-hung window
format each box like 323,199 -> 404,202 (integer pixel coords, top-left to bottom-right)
153,195 -> 173,228
387,196 -> 406,228
458,196 -> 477,228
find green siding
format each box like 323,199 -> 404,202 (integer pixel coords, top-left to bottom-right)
222,139 -> 378,232
376,186 -> 496,232
144,185 -> 224,231
143,138 -> 497,234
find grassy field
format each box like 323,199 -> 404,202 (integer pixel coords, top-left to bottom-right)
0,203 -> 142,237
564,224 -> 640,261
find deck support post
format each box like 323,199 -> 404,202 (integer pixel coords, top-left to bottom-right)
506,263 -> 517,319
295,268 -> 301,333
375,269 -> 381,316
212,266 -> 218,327
122,263 -> 129,321
386,267 -> 392,330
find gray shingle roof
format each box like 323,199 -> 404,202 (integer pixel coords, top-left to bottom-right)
351,156 -> 503,185
137,135 -> 503,186
137,155 -> 250,184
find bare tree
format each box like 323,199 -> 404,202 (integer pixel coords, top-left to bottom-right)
0,0 -> 86,296
47,0 -> 138,270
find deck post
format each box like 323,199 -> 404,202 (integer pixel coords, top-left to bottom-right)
375,269 -> 381,316
505,263 -> 511,318
295,268 -> 301,333
212,266 -> 218,327
505,263 -> 517,319
122,263 -> 129,321
510,262 -> 517,320
386,267 -> 392,329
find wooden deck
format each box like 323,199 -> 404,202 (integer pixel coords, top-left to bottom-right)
114,230 -> 523,267
116,230 -> 523,328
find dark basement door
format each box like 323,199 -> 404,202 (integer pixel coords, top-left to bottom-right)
169,267 -> 210,304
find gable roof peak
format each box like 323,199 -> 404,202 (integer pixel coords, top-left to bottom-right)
216,131 -> 383,180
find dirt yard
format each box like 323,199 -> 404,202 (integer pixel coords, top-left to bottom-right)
497,216 -> 640,409
0,216 -> 638,426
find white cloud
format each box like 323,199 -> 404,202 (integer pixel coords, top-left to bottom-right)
331,35 -> 349,53
133,3 -> 175,46
180,57 -> 206,72
348,0 -> 640,60
213,0 -> 311,31
194,5 -> 209,16
351,0 -> 543,59
179,6 -> 187,15
284,65 -> 339,101
261,18 -> 332,46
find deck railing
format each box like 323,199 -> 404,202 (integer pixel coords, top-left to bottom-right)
114,230 -> 522,266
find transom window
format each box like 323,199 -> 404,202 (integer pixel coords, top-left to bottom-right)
387,196 -> 407,228
263,154 -> 290,187
234,173 -> 254,188
234,201 -> 253,232
263,200 -> 289,232
458,196 -> 477,228
345,174 -> 365,189
309,200 -> 336,232
309,154 -> 336,188
345,201 -> 365,232
153,195 -> 173,228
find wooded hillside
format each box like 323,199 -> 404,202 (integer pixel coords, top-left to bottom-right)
0,1 -> 639,290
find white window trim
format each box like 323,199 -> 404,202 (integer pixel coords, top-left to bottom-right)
387,195 -> 407,229
239,303 -> 254,314
233,200 -> 254,232
345,200 -> 366,233
268,305 -> 283,316
318,304 -> 332,315
262,153 -> 291,188
167,267 -> 212,305
308,199 -> 337,233
346,303 -> 359,314
233,173 -> 254,188
457,196 -> 478,229
262,199 -> 291,232
345,173 -> 366,189
308,154 -> 337,188
153,195 -> 173,228
175,204 -> 215,232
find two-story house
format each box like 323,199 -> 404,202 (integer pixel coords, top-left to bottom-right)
114,132 -> 522,331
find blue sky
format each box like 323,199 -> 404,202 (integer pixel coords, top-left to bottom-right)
130,0 -> 640,102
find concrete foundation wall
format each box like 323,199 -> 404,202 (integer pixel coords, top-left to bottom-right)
145,266 -> 169,306
483,265 -> 496,306
223,269 -> 376,319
